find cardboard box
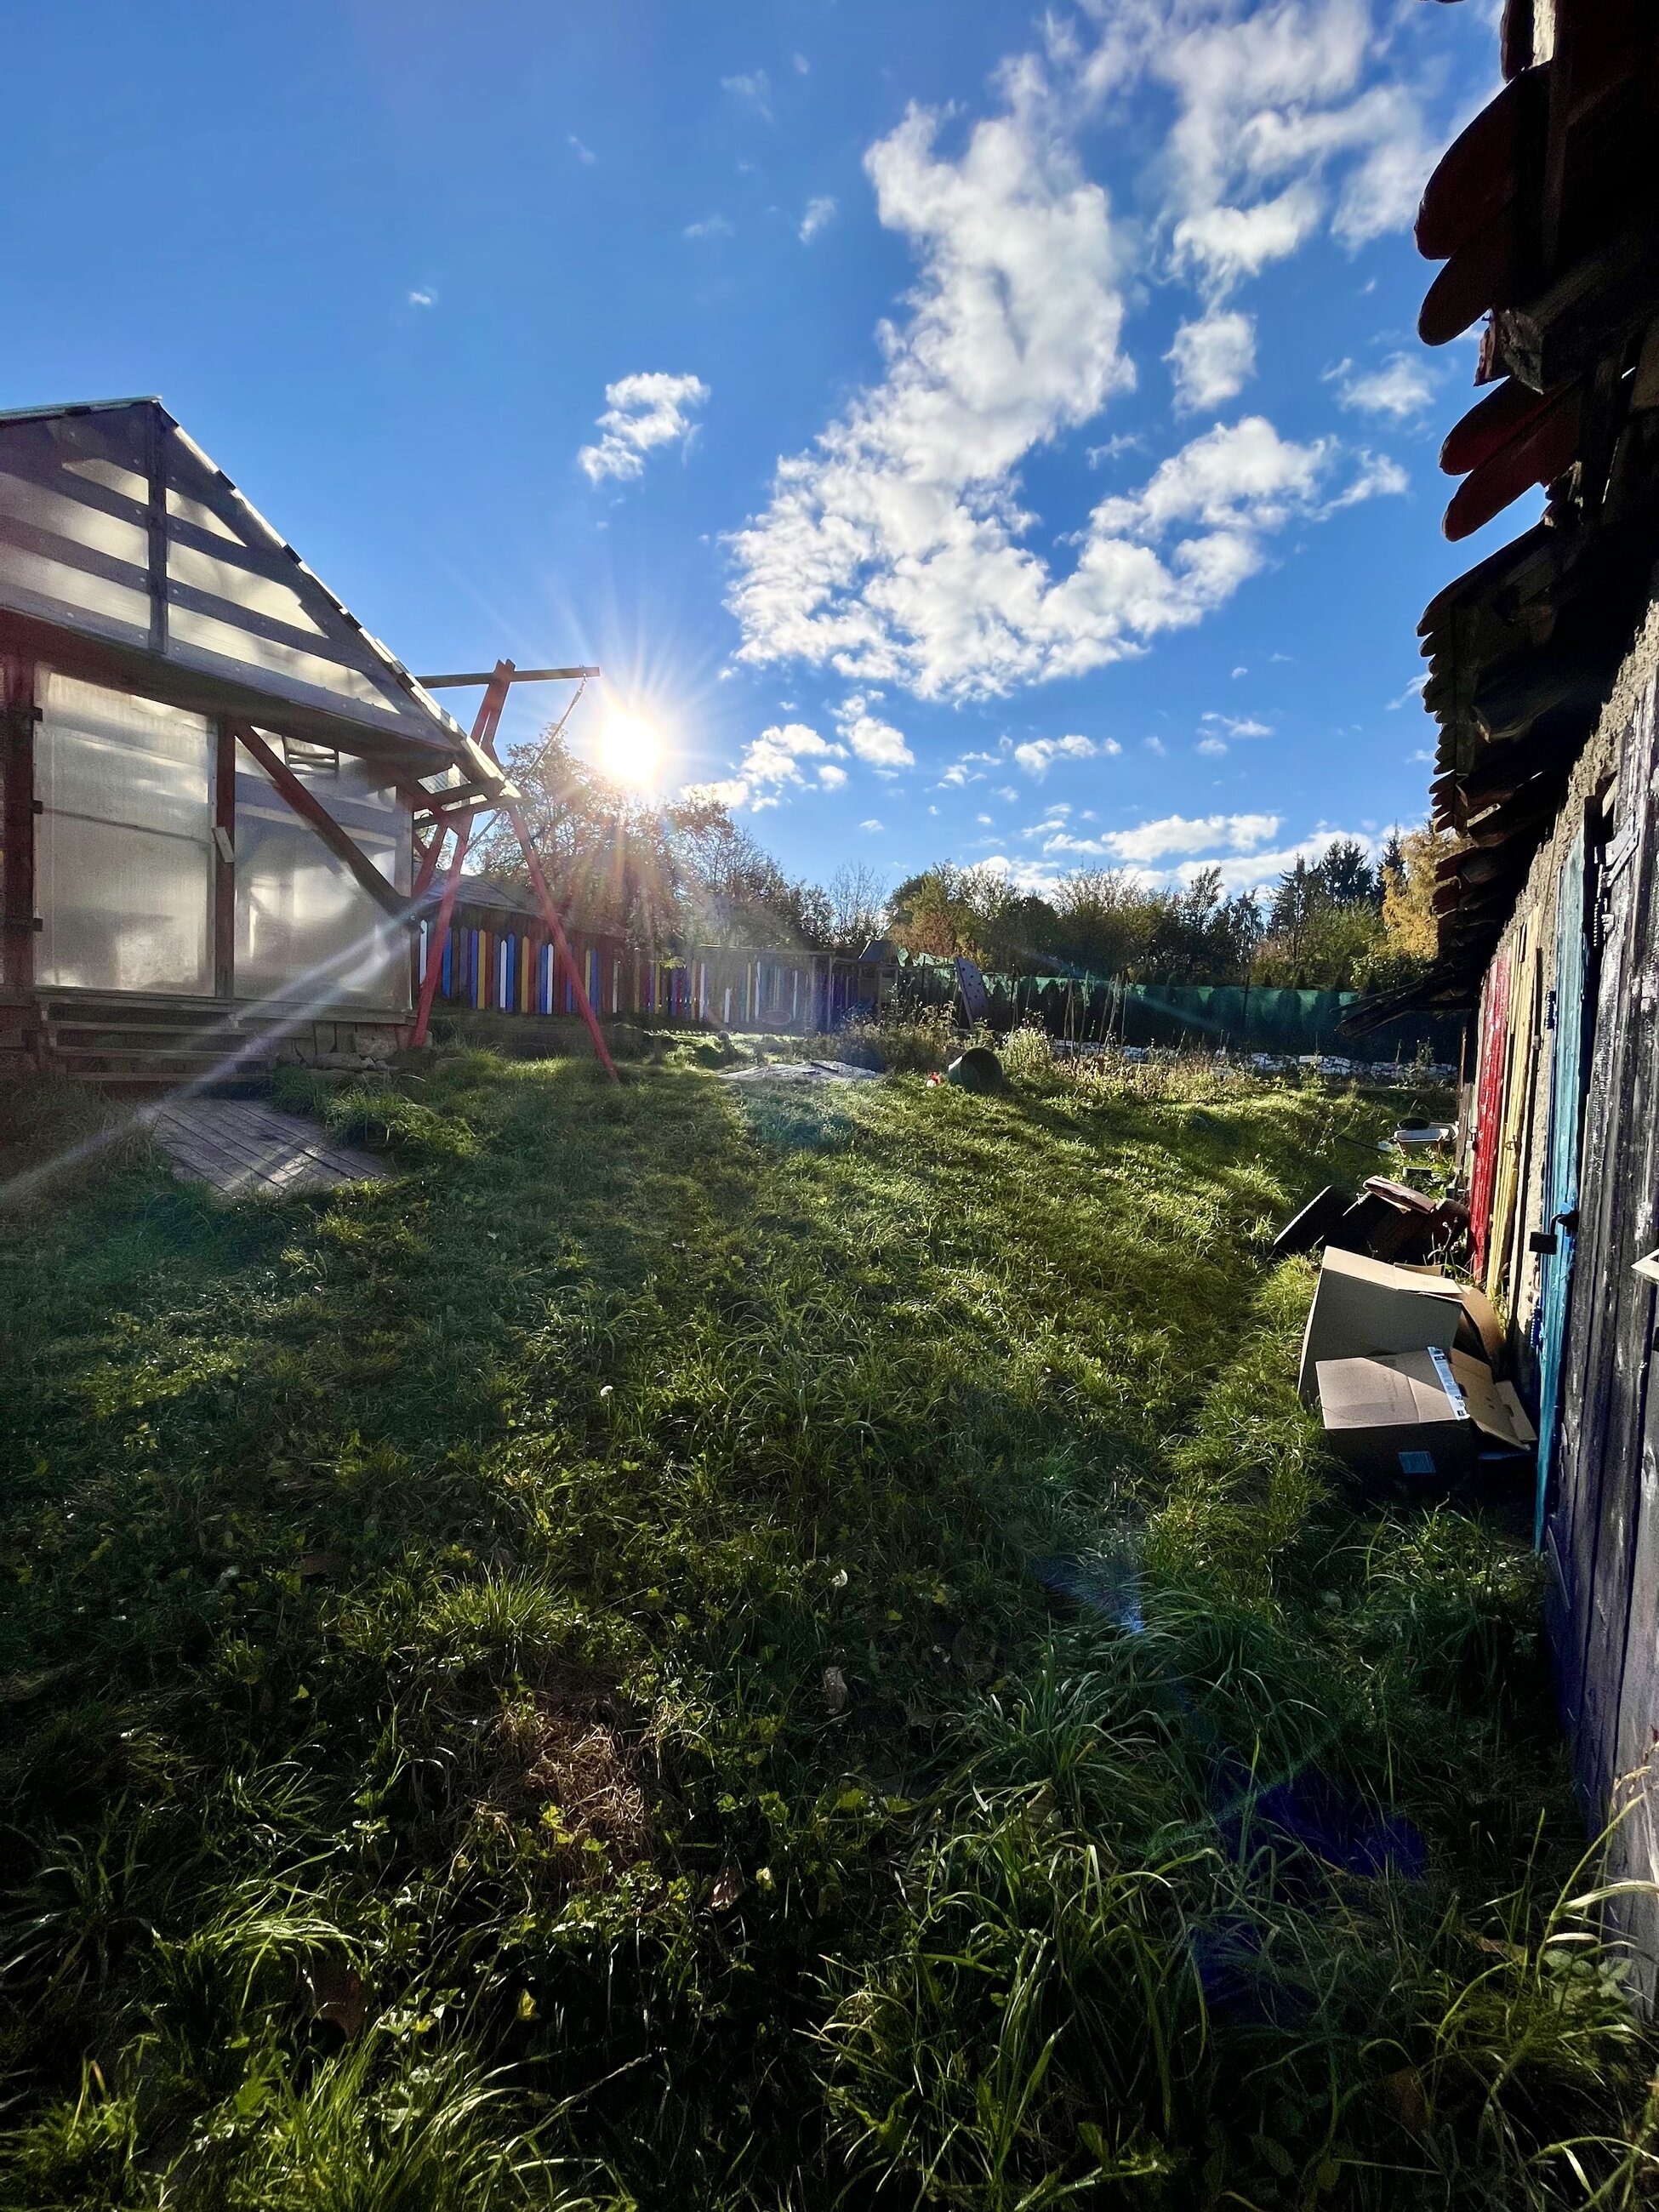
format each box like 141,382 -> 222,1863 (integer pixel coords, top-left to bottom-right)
1316,1347 -> 1536,1484
1297,1247 -> 1505,1399
1451,1351 -> 1536,1455
1451,1281 -> 1504,1367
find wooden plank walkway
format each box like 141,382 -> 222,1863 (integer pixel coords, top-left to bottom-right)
141,1098 -> 387,1198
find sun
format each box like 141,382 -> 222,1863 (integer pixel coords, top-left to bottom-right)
600,710 -> 664,789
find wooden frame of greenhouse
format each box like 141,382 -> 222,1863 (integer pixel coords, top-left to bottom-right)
0,397 -> 509,1087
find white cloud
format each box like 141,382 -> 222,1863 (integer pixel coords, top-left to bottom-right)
1149,0 -> 1435,293
800,196 -> 837,242
1172,827 -> 1379,895
408,288 -> 436,307
1023,811 -> 1379,893
1331,449 -> 1409,505
1143,735 -> 1166,755
727,4 -> 1441,704
682,777 -> 750,810
1012,733 -> 1118,776
1335,351 -> 1434,419
721,70 -> 772,117
727,79 -> 1136,700
568,134 -> 596,164
1201,710 -> 1272,738
684,214 -> 734,240
687,722 -> 850,813
1387,675 -> 1428,710
578,372 -> 710,486
793,53 -> 810,75
1167,310 -> 1256,412
860,818 -> 884,832
1087,810 -> 1280,863
1196,736 -> 1229,756
1087,430 -> 1145,466
1092,415 -> 1326,537
743,721 -> 841,789
834,697 -> 915,767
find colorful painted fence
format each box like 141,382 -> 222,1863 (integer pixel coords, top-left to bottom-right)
417,884 -> 890,1034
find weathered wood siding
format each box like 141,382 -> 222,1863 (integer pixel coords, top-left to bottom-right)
1479,602 -> 1659,1989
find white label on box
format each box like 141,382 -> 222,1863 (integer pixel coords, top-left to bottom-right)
1428,1346 -> 1470,1417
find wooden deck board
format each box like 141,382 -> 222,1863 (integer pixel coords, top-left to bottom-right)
141,1099 -> 387,1197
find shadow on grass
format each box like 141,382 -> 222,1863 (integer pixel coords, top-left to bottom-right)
0,1056 -> 1646,2211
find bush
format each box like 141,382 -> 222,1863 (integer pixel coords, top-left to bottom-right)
998,1022 -> 1055,1085
841,1001 -> 957,1075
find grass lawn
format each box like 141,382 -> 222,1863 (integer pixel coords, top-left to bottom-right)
0,1048 -> 1651,2209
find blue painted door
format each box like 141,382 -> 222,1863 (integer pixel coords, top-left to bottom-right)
1535,826 -> 1589,1546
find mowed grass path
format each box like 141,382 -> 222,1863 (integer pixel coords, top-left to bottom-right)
0,1054 -> 1650,2210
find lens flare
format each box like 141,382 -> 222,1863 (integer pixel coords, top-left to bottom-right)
600,710 -> 663,788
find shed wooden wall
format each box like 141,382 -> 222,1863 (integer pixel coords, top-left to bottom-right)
1478,601 -> 1659,1988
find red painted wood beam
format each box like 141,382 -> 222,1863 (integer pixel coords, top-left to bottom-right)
235,725 -> 404,918
408,818 -> 470,1049
1445,381 -> 1582,538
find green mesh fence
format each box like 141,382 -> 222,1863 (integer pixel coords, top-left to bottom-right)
895,961 -> 1462,1063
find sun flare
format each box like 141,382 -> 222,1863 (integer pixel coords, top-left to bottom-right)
600,710 -> 664,789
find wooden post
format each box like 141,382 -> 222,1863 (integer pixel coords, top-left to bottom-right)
145,405 -> 168,659
214,721 -> 236,1000
2,658 -> 37,1000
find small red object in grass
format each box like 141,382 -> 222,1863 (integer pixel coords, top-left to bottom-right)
926,1073 -> 943,1086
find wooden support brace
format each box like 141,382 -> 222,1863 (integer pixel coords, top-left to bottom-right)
235,725 -> 405,918
214,721 -> 236,998
502,793 -> 618,1082
2,658 -> 37,999
408,818 -> 469,1048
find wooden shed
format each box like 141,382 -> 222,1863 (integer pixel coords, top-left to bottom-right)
0,398 -> 504,1086
1390,0 -> 1659,1985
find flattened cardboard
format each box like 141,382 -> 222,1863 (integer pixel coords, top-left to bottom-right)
1297,1249 -> 1462,1400
1316,1348 -> 1474,1481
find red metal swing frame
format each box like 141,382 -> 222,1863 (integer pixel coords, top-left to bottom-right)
406,659 -> 618,1083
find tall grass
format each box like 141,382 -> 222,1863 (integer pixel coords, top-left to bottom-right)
0,1053 -> 1651,2207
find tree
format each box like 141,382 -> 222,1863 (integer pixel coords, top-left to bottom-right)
1048,869 -> 1157,975
471,727 -> 688,949
472,724 -> 836,953
672,805 -> 825,948
1257,839 -> 1386,989
1353,820 -> 1457,995
1268,857 -> 1321,968
1140,868 -> 1263,984
825,863 -> 889,954
1312,837 -> 1382,909
887,864 -> 1023,965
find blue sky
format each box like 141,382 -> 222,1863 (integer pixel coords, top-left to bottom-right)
3,0 -> 1502,896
